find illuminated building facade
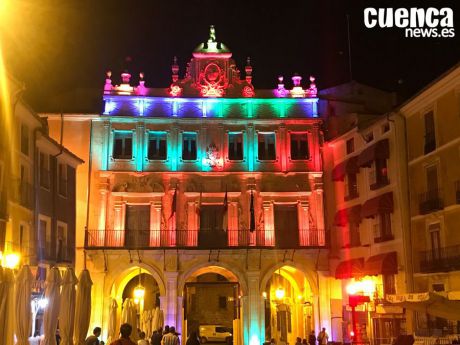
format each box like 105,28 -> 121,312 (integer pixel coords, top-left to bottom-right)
44,27 -> 332,345
399,64 -> 460,335
323,106 -> 413,342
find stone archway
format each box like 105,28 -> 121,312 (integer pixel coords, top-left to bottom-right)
260,263 -> 318,345
179,263 -> 248,345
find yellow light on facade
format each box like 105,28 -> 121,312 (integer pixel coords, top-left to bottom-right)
275,287 -> 285,300
297,294 -> 303,300
262,291 -> 267,299
3,252 -> 20,269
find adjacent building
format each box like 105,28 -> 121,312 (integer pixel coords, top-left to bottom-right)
399,63 -> 460,335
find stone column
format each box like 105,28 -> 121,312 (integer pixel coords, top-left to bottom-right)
150,201 -> 162,246
313,177 -> 325,246
136,122 -> 145,172
97,179 -> 109,246
247,124 -> 254,172
263,201 -> 274,246
246,271 -> 263,345
297,200 -> 310,246
228,202 -> 239,246
279,124 -> 288,172
187,201 -> 198,246
164,271 -> 179,328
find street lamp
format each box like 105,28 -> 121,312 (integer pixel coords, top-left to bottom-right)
1,251 -> 20,269
133,285 -> 145,305
275,286 -> 285,300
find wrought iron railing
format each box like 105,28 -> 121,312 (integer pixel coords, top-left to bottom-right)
84,228 -> 326,249
419,189 -> 443,215
418,244 -> 460,273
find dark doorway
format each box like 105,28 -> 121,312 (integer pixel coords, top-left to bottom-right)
199,205 -> 227,248
274,204 -> 299,248
125,205 -> 150,247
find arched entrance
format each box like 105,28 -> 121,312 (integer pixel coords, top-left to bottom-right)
262,265 -> 315,345
181,265 -> 244,345
109,265 -> 166,340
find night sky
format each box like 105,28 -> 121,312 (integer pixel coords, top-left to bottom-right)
2,0 -> 460,112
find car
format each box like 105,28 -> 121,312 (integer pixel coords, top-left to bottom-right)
199,325 -> 233,343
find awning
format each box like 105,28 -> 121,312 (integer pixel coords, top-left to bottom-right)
335,258 -> 365,279
362,251 -> 397,276
361,192 -> 393,218
332,156 -> 359,181
334,205 -> 362,226
386,292 -> 460,321
357,139 -> 389,167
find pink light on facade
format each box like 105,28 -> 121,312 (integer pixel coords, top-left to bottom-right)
104,71 -> 113,94
275,76 -> 288,97
306,76 -> 318,97
136,72 -> 148,96
245,57 -> 253,84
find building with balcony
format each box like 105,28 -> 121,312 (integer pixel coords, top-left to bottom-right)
0,75 -> 82,276
399,63 -> 460,335
323,111 -> 412,343
43,27 -> 332,345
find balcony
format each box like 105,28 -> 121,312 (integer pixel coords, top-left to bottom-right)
418,245 -> 460,273
419,189 -> 444,215
84,228 -> 326,249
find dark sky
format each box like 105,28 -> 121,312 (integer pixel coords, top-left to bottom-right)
3,0 -> 460,111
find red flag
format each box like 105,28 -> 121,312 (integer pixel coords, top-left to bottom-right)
169,186 -> 177,220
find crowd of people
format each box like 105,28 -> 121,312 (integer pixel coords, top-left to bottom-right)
84,323 -> 329,345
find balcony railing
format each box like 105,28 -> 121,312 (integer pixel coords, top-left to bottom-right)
418,244 -> 460,273
419,189 -> 444,215
85,228 -> 326,249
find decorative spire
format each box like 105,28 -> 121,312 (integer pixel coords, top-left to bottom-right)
171,56 -> 179,83
292,73 -> 302,87
275,75 -> 288,97
208,25 -> 216,42
307,75 -> 318,97
121,71 -> 131,84
290,73 -> 306,98
245,57 -> 253,84
104,71 -> 113,94
136,72 -> 147,96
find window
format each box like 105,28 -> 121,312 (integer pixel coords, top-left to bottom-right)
348,222 -> 361,247
39,152 -> 50,189
228,132 -> 243,160
218,296 -> 227,309
383,274 -> 396,295
258,132 -> 276,160
370,159 -> 389,189
274,204 -> 299,248
39,217 -> 51,259
125,205 -> 150,247
200,205 -> 224,231
344,173 -> 358,200
148,132 -> 167,160
58,163 -> 67,197
373,213 -> 393,242
432,283 -> 445,292
182,132 -> 197,161
20,124 -> 29,156
364,131 -> 374,143
382,123 -> 390,133
426,165 -> 439,196
424,111 -> 436,154
113,131 -> 133,159
290,133 -> 309,160
346,138 -> 355,154
429,223 -> 441,260
56,223 -> 68,262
